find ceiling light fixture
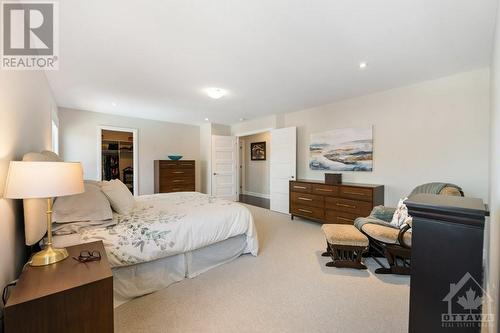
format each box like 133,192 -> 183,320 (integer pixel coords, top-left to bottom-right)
205,87 -> 227,99
111,102 -> 117,107
239,118 -> 246,122
204,118 -> 209,121
359,62 -> 368,70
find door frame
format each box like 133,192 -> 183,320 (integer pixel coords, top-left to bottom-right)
239,138 -> 245,197
235,127 -> 274,201
97,125 -> 139,195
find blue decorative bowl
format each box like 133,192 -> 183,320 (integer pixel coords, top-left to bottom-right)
168,155 -> 183,161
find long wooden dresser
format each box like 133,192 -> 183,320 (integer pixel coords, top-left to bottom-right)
154,160 -> 195,193
289,179 -> 384,224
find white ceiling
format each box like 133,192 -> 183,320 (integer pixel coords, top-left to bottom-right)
47,0 -> 498,125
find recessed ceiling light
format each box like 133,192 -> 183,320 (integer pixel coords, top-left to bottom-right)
204,118 -> 209,121
205,87 -> 227,99
359,62 -> 368,70
239,118 -> 246,122
111,102 -> 117,107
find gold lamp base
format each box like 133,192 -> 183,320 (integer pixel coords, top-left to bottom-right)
30,245 -> 69,266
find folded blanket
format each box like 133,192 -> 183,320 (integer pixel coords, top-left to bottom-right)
354,216 -> 399,232
409,182 -> 463,196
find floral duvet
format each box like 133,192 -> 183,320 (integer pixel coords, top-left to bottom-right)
79,192 -> 259,267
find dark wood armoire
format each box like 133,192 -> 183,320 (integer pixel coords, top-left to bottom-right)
406,194 -> 489,333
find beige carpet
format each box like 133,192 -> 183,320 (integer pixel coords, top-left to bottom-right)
115,204 -> 410,333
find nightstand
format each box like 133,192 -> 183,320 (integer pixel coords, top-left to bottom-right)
4,241 -> 113,333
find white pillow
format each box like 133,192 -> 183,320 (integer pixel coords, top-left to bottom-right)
53,182 -> 113,223
390,197 -> 412,229
99,179 -> 136,214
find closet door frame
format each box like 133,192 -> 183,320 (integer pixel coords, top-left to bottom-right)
96,125 -> 139,195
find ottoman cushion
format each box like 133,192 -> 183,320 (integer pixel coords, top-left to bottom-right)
321,224 -> 369,247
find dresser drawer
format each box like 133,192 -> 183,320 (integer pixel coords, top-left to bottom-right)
177,161 -> 195,168
291,204 -> 324,220
161,176 -> 194,186
162,168 -> 195,176
339,186 -> 373,202
291,192 -> 324,208
325,210 -> 360,225
290,182 -> 312,193
159,161 -> 179,168
325,197 -> 372,216
311,184 -> 338,196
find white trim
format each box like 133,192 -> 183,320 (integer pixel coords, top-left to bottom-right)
233,127 -> 274,138
239,138 -> 245,196
97,125 -> 139,196
242,191 -> 270,199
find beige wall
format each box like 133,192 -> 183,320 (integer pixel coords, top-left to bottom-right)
486,5 -> 500,332
231,115 -> 277,136
241,132 -> 270,196
0,71 -> 55,313
232,69 -> 491,206
59,108 -> 201,195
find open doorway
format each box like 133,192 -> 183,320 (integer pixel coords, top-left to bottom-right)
98,126 -> 138,195
238,131 -> 270,209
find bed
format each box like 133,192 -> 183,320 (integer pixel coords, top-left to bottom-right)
22,152 -> 259,306
52,192 -> 258,305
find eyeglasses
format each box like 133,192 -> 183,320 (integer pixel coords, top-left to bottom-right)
73,250 -> 101,263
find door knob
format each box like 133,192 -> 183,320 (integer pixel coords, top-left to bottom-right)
291,176 -> 295,179
213,172 -> 217,176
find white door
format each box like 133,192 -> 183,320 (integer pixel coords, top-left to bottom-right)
270,127 -> 296,214
211,135 -> 238,201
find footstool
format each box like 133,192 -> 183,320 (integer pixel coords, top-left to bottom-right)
321,224 -> 369,269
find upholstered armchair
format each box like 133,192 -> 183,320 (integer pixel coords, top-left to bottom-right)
354,183 -> 464,275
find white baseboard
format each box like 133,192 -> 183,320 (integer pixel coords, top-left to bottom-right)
242,191 -> 270,199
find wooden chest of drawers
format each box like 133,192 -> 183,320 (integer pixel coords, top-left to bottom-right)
154,160 -> 195,193
289,179 -> 384,224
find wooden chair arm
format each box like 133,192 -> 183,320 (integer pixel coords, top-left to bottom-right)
398,224 -> 412,249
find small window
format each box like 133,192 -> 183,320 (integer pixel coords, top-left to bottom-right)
51,120 -> 59,154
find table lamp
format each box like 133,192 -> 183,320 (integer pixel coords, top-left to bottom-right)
3,161 -> 84,266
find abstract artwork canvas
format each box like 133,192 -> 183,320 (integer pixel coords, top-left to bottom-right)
309,127 -> 373,171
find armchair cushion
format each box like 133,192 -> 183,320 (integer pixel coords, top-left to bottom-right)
360,223 -> 412,247
369,205 -> 396,222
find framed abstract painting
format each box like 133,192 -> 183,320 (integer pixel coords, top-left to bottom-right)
309,127 -> 373,171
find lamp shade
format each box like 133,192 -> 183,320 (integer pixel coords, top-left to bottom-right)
3,161 -> 84,199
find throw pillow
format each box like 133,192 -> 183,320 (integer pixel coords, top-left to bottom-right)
99,179 -> 136,214
52,181 -> 113,223
390,197 -> 412,229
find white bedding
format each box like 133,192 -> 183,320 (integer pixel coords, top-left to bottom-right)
62,192 -> 258,267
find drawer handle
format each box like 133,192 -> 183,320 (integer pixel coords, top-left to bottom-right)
294,186 -> 307,189
181,164 -> 193,166
298,208 -> 313,213
316,188 -> 333,192
172,171 -> 185,174
337,217 -> 353,222
298,197 -> 313,201
343,191 -> 365,196
172,180 -> 184,183
172,188 -> 182,191
337,203 -> 356,209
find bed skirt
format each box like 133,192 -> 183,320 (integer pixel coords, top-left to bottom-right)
113,234 -> 248,307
